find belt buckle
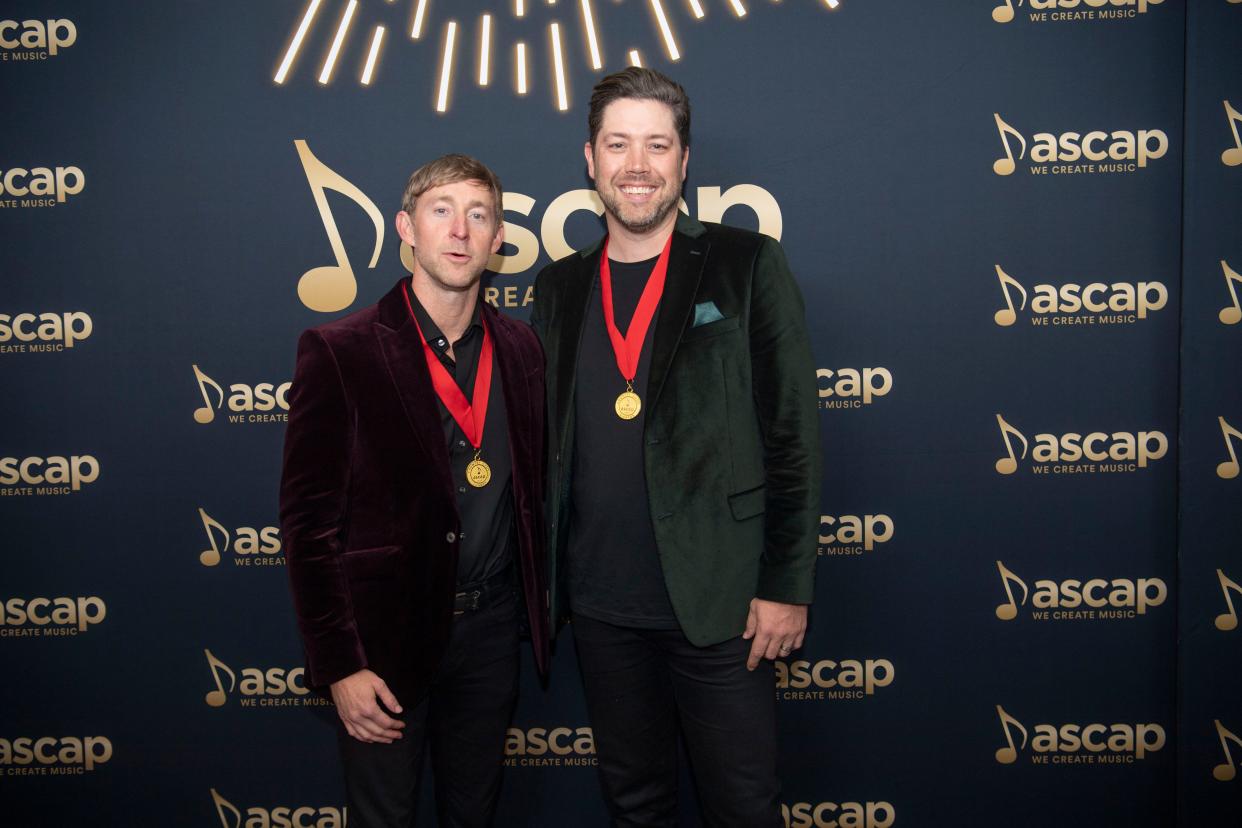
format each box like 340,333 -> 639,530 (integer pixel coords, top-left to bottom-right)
454,589 -> 482,615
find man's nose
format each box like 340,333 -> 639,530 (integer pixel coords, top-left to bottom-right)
625,146 -> 649,174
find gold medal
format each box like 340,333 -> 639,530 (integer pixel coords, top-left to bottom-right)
466,458 -> 492,488
615,389 -> 641,420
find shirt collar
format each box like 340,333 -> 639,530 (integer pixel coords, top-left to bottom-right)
405,280 -> 483,355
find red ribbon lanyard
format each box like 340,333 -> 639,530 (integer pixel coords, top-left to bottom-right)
401,282 -> 493,450
599,233 -> 674,382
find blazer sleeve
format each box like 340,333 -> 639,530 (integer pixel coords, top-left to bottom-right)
748,237 -> 822,604
279,328 -> 367,687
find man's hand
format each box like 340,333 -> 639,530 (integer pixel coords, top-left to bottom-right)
741,598 -> 808,671
330,669 -> 405,743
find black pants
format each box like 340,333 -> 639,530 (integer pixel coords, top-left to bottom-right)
339,583 -> 519,828
571,614 -> 782,828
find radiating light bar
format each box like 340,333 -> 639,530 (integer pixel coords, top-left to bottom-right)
274,0 -> 322,84
319,0 -> 358,84
687,0 -> 705,18
436,20 -> 457,112
361,25 -> 386,85
479,15 -> 492,85
550,23 -> 568,111
411,0 -> 429,38
649,0 -> 680,61
580,0 -> 603,70
515,41 -> 528,94
628,49 -> 642,67
515,0 -> 526,16
727,0 -> 747,17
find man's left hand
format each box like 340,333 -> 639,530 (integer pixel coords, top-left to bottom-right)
742,598 -> 808,671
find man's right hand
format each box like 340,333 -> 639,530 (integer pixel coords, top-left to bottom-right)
330,669 -> 405,744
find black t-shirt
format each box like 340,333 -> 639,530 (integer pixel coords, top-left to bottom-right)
568,255 -> 678,628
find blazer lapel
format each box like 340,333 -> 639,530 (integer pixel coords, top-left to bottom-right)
373,280 -> 454,496
647,218 -> 710,413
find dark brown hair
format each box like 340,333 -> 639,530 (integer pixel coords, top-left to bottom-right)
587,67 -> 691,150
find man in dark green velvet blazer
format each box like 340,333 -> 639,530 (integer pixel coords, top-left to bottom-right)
531,67 -> 821,827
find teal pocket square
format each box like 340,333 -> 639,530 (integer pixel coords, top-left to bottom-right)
693,301 -> 725,327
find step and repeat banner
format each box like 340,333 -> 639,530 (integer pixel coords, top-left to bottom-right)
2,1 -> 1236,825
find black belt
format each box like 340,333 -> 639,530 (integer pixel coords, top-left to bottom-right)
453,567 -> 514,615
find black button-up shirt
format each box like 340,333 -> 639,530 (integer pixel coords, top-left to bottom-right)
406,290 -> 514,586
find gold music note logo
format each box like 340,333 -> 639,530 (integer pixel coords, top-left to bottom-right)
995,561 -> 1029,621
995,414 -> 1028,475
1218,416 -> 1242,479
1219,260 -> 1242,325
991,0 -> 1023,23
294,139 -> 384,313
993,265 -> 1028,326
1213,719 -> 1242,781
211,789 -> 243,827
995,705 -> 1028,764
198,508 -> 230,567
204,648 -> 236,707
1223,101 -> 1242,167
993,113 -> 1026,176
192,365 -> 224,424
1215,569 -> 1242,632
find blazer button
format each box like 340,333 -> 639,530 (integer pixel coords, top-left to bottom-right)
446,531 -> 457,543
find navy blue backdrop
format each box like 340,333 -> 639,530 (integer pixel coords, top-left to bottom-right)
2,1 -> 1238,825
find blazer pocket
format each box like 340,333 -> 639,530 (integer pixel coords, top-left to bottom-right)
728,484 -> 766,521
342,545 -> 404,581
681,315 -> 740,343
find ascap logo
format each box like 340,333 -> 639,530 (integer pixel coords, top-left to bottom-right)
1215,569 -> 1241,632
0,596 -> 106,638
776,658 -> 894,701
992,0 -> 1163,24
0,19 -> 76,59
994,414 -> 1167,475
782,800 -> 895,828
1222,101 -> 1242,167
0,166 -> 84,208
0,454 -> 99,496
210,788 -> 347,828
995,561 -> 1167,622
1,736 -> 112,776
198,508 -> 283,568
992,265 -> 1167,327
1217,416 -> 1241,479
1220,260 -> 1241,324
0,311 -> 93,353
1213,720 -> 1241,782
816,368 -> 892,409
995,705 -> 1166,765
504,726 -> 597,767
818,514 -> 893,556
992,113 -> 1168,176
192,365 -> 291,424
203,649 -> 331,709
294,140 -> 783,312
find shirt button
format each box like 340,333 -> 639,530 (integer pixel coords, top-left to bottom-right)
458,440 -> 467,448
436,338 -> 446,347
458,486 -> 467,494
446,531 -> 457,543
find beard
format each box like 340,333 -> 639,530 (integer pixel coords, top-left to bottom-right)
597,175 -> 682,236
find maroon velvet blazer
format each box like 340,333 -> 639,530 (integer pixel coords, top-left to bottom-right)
279,278 -> 549,705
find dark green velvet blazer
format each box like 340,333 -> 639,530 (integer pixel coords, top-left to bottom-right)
531,213 -> 821,647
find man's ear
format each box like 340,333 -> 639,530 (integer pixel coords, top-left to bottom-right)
490,221 -> 505,255
584,141 -> 596,181
395,210 -> 417,247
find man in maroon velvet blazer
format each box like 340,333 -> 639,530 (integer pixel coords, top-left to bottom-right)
280,155 -> 548,827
